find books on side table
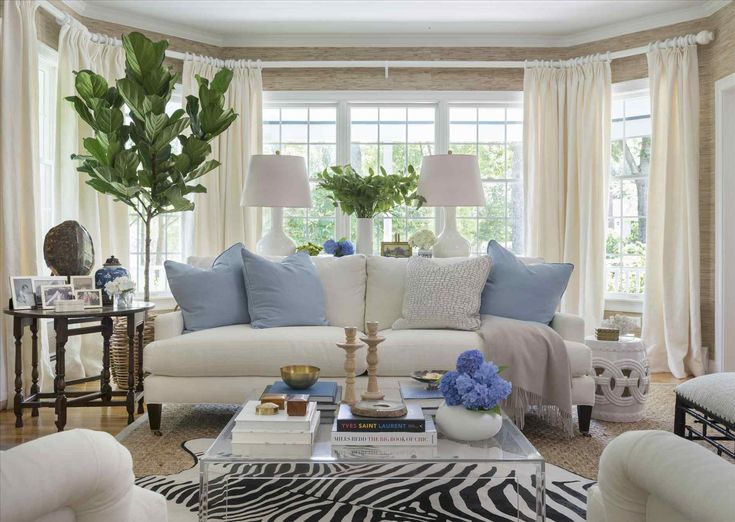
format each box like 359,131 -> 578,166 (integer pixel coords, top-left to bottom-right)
331,403 -> 437,446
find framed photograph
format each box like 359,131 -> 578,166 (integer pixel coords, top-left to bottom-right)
31,276 -> 67,306
75,289 -> 102,308
70,275 -> 95,291
41,284 -> 74,309
9,277 -> 35,309
381,241 -> 412,258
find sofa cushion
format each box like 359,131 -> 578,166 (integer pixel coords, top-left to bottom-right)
144,325 -> 367,377
565,340 -> 593,377
481,240 -> 573,324
242,250 -> 328,328
311,255 -> 366,328
376,328 -> 483,376
392,256 -> 491,331
165,243 -> 249,332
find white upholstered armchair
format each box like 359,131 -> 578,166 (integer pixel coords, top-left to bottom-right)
0,429 -> 167,522
587,430 -> 734,522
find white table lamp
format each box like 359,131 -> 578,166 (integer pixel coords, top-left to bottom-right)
241,152 -> 311,255
418,152 -> 484,257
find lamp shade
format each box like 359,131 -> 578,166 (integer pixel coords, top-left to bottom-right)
418,153 -> 485,207
241,154 -> 311,207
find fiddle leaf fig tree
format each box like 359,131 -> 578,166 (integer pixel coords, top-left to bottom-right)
67,32 -> 237,300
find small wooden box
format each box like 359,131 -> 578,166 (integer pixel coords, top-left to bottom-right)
286,394 -> 309,416
260,393 -> 287,410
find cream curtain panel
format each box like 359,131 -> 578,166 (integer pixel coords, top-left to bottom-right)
0,0 -> 54,405
523,57 -> 611,334
643,42 -> 704,378
182,56 -> 263,256
54,18 -> 128,379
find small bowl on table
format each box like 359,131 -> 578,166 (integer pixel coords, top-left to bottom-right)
280,365 -> 320,389
410,370 -> 448,390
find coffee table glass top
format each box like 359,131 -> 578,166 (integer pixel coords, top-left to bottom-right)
201,402 -> 543,466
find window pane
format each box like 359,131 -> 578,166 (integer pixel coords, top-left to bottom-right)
263,123 -> 280,144
478,123 -> 504,142
480,182 -> 506,218
379,143 -> 406,174
351,123 -> 378,143
309,122 -> 336,143
449,123 -> 476,143
450,107 -> 477,122
309,144 -> 336,175
478,144 -> 505,179
351,144 -> 378,174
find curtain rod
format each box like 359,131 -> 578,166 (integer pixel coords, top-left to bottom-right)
40,2 -> 714,71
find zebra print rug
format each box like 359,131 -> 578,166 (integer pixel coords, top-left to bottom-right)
136,438 -> 594,521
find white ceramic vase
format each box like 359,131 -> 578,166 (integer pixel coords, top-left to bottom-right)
434,403 -> 503,441
356,217 -> 373,255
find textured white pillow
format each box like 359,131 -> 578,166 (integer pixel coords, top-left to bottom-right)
392,255 -> 492,331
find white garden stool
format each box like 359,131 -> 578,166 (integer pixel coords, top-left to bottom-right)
584,336 -> 650,422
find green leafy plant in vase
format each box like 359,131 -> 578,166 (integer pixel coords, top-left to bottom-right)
66,32 -> 237,300
315,164 -> 426,254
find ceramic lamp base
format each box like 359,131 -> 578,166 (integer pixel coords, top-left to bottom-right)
432,207 -> 471,257
256,207 -> 297,256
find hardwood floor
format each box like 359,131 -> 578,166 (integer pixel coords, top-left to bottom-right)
0,372 -> 689,447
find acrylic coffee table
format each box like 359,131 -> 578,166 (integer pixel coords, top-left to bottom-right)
199,399 -> 546,521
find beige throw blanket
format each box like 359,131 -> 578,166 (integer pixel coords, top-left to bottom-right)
478,315 -> 574,435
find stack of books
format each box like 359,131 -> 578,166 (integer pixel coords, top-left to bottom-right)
399,382 -> 444,414
264,381 -> 342,417
231,400 -> 320,455
331,403 -> 437,446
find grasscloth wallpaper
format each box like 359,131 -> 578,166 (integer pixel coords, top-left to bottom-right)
35,1 -> 735,357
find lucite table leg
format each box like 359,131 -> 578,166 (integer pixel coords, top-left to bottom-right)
13,317 -> 24,428
535,462 -> 546,521
30,318 -> 39,417
199,461 -> 209,522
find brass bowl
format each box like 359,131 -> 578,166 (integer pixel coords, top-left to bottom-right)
280,365 -> 320,389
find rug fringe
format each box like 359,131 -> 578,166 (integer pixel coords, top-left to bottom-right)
504,387 -> 574,437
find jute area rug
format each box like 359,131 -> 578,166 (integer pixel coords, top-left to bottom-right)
120,383 -> 676,481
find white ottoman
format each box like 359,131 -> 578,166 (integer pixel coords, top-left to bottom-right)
584,336 -> 650,422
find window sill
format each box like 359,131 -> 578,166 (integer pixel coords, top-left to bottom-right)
605,296 -> 643,314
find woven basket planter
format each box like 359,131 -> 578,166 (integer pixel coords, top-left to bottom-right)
111,311 -> 159,390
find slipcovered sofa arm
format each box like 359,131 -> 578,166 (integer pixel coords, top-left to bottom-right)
550,312 -> 584,342
587,430 -> 734,522
154,310 -> 185,340
1,429 -> 138,522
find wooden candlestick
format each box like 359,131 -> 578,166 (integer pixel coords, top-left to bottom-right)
361,321 -> 385,401
336,326 -> 364,406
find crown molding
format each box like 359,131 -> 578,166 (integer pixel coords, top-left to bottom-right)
61,0 -> 730,49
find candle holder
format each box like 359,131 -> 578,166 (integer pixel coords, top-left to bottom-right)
361,321 -> 386,401
336,326 -> 364,406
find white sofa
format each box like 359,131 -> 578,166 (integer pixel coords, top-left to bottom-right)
587,430 -> 734,522
0,429 -> 167,522
144,254 -> 595,433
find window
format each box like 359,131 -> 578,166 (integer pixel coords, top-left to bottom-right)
448,105 -> 524,255
607,90 -> 651,297
127,86 -> 186,295
263,106 -> 338,246
263,93 -> 524,255
349,105 -> 435,249
38,44 -> 58,238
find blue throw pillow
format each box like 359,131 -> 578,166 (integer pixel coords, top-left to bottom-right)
241,249 -> 328,328
480,240 -> 573,324
165,243 -> 250,332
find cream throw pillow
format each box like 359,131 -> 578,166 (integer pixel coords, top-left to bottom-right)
392,255 -> 492,331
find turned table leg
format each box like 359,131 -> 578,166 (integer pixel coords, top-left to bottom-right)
136,317 -> 145,414
54,318 -> 68,432
101,317 -> 113,401
13,317 -> 24,428
126,314 -> 135,424
30,319 -> 39,417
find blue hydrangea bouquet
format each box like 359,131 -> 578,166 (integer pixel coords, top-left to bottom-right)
323,238 -> 355,257
439,349 -> 512,414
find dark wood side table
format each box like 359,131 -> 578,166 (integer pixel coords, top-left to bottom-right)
3,302 -> 155,432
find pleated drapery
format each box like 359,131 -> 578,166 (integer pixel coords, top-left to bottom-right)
643,41 -> 704,378
182,56 -> 264,256
53,17 -> 128,379
523,56 -> 611,335
0,0 -> 54,404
